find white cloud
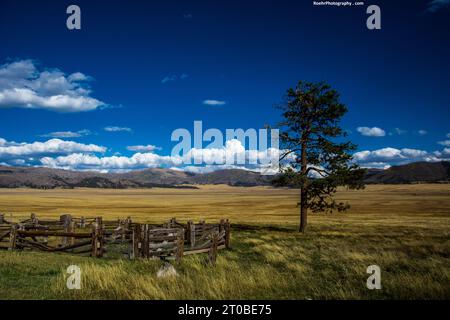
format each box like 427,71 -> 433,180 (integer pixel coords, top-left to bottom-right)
4,135 -> 447,173
203,99 -> 226,106
0,59 -> 105,112
34,139 -> 282,173
0,138 -> 105,158
353,146 -> 449,168
359,162 -> 392,170
41,152 -> 182,171
182,139 -> 281,167
104,126 -> 132,133
127,145 -> 161,152
356,126 -> 386,137
447,133 -> 450,138
40,129 -> 92,138
172,164 -> 252,174
67,72 -> 89,82
354,147 -> 401,161
353,147 -> 428,162
438,140 -> 450,147
401,148 -> 428,158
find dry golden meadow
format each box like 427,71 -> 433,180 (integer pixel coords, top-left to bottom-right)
0,184 -> 449,299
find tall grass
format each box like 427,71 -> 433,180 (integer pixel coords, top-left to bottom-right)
0,185 -> 449,299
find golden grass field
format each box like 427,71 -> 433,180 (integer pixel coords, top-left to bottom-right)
0,184 -> 449,299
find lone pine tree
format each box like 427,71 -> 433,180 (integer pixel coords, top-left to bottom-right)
274,81 -> 366,233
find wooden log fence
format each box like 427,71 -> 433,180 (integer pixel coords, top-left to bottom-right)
0,213 -> 13,249
132,226 -> 185,261
0,214 -> 230,263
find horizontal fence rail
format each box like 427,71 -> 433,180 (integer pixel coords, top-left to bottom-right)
0,213 -> 230,263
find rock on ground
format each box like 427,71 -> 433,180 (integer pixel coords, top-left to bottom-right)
157,262 -> 178,278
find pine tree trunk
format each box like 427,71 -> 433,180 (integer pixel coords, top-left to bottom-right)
299,139 -> 308,233
299,188 -> 307,233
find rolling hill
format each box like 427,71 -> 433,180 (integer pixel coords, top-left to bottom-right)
0,161 -> 448,189
364,161 -> 450,184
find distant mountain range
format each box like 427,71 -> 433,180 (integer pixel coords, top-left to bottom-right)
364,161 -> 450,184
0,161 -> 448,189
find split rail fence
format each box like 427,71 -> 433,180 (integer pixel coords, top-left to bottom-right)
0,213 -> 230,264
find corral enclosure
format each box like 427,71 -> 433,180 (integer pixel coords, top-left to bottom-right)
0,214 -> 230,263
0,184 -> 449,299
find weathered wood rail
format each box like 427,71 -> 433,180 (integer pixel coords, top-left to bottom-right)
0,213 -> 230,263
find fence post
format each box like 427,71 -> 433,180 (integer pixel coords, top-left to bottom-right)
208,232 -> 219,265
91,222 -> 96,257
97,217 -> 103,257
224,219 -> 231,249
142,224 -> 149,258
80,216 -> 86,228
175,229 -> 184,264
30,213 -> 38,226
60,214 -> 72,246
91,217 -> 103,258
123,216 -> 132,242
0,213 -> 4,224
69,220 -> 76,246
9,225 -> 17,251
189,221 -> 196,248
132,224 -> 141,259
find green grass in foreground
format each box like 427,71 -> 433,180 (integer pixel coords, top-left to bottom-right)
1,223 -> 449,299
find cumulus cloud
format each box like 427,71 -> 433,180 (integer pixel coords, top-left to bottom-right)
181,139 -> 281,168
41,153 -> 182,171
0,59 -> 105,112
0,138 -> 105,158
173,164 -> 255,174
0,137 -> 106,167
67,72 -> 90,82
33,139 -> 282,173
203,99 -> 226,106
5,135 -> 448,174
426,0 -> 450,12
40,129 -> 92,138
353,146 -> 449,169
127,145 -> 161,152
356,126 -> 386,137
104,126 -> 132,133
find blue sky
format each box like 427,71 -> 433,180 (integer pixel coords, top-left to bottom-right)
0,0 -> 449,172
